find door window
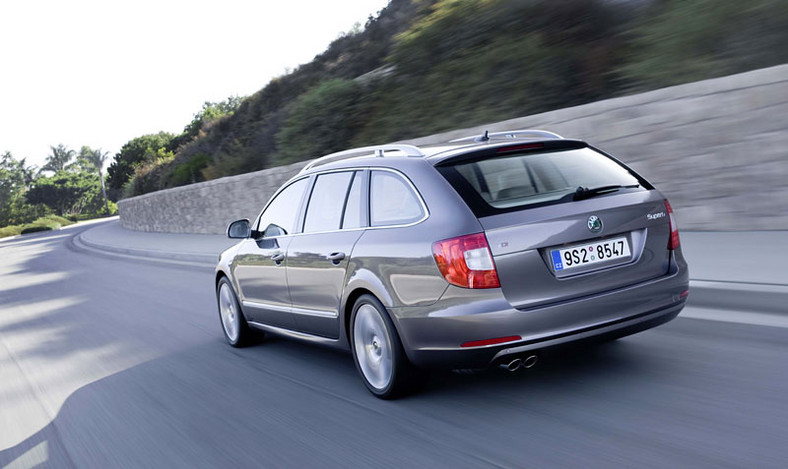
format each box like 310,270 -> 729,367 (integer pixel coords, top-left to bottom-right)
303,171 -> 355,233
342,172 -> 364,229
257,178 -> 308,237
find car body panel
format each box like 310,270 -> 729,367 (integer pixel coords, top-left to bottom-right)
215,134 -> 690,373
483,191 -> 672,309
286,230 -> 365,338
392,249 -> 687,368
232,236 -> 294,329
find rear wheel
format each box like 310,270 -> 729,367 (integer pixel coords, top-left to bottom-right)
217,277 -> 256,347
350,294 -> 424,399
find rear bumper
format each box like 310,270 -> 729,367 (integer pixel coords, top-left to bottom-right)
392,264 -> 689,369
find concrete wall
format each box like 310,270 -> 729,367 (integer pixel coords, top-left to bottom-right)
119,65 -> 788,233
118,161 -> 308,234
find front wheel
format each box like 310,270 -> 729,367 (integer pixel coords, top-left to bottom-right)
350,294 -> 424,399
217,277 -> 256,347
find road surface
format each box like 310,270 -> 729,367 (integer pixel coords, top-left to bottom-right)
1,225 -> 786,467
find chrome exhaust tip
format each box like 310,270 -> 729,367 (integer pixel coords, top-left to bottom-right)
500,358 -> 523,372
522,355 -> 538,369
498,358 -> 523,371
498,354 -> 538,372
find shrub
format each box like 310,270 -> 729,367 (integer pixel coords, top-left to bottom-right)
0,225 -> 22,238
170,153 -> 210,187
20,224 -> 56,234
1,215 -> 75,237
275,79 -> 364,163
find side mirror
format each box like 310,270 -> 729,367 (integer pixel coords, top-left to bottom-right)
227,219 -> 251,239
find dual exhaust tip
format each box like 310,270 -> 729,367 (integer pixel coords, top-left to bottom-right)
499,354 -> 538,372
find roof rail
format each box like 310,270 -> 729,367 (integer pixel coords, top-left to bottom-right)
301,144 -> 425,172
450,129 -> 563,144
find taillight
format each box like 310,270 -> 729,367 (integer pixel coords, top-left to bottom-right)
665,199 -> 680,250
432,233 -> 500,289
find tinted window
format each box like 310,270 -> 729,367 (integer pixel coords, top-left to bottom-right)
303,171 -> 354,233
342,172 -> 364,229
446,148 -> 642,211
257,178 -> 308,237
370,171 -> 425,227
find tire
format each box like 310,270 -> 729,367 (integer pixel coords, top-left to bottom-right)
350,294 -> 424,399
216,277 -> 256,347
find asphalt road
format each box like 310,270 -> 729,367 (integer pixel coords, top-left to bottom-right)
1,226 -> 786,468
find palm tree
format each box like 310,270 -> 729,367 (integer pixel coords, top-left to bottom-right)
42,144 -> 75,173
18,158 -> 37,188
82,148 -> 111,215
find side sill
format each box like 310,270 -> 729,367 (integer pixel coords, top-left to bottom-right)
247,321 -> 346,349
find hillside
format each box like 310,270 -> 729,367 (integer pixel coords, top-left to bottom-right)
108,0 -> 788,199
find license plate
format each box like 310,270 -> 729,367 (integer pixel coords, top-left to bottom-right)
551,237 -> 630,272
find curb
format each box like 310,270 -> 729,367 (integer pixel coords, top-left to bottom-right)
687,280 -> 788,316
73,231 -> 217,268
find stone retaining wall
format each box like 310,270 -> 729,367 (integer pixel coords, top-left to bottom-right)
119,65 -> 788,233
118,161 -> 308,234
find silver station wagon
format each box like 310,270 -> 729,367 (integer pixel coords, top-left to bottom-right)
215,130 -> 689,398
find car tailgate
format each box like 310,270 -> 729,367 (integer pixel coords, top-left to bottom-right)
481,190 -> 672,310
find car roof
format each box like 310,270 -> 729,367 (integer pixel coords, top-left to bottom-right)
297,130 -> 587,175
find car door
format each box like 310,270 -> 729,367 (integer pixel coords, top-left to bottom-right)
286,170 -> 366,338
232,177 -> 309,329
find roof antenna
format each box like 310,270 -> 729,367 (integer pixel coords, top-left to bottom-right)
475,130 -> 490,143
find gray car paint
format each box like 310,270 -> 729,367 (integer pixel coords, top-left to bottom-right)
216,139 -> 689,369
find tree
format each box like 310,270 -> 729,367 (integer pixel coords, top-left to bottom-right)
106,132 -> 175,198
169,96 -> 246,150
185,96 -> 245,135
26,171 -> 104,217
0,152 -> 47,226
41,144 -> 76,173
79,146 -> 111,214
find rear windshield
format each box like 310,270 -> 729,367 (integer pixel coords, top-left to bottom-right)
438,147 -> 646,215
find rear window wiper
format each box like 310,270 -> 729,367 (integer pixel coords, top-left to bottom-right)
572,184 -> 639,201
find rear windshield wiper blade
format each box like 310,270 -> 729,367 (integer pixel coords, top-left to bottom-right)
572,184 -> 639,201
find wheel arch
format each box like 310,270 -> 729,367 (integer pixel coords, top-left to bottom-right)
215,270 -> 228,289
343,288 -> 374,344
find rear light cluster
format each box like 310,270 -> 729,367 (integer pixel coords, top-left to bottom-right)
432,233 -> 500,289
665,199 -> 680,250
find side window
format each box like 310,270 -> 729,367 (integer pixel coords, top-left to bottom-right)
370,170 -> 425,227
257,178 -> 308,237
342,172 -> 364,229
303,171 -> 355,233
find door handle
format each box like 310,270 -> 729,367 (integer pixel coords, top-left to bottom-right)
271,253 -> 285,264
327,252 -> 346,264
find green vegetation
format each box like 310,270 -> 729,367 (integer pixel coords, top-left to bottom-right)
106,132 -> 176,199
7,0 -> 788,205
27,171 -> 109,217
619,0 -> 788,88
0,152 -> 44,227
276,79 -> 364,163
0,147 -> 117,237
105,0 -> 788,198
0,215 -> 75,238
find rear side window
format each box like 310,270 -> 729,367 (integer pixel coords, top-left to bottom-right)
370,170 -> 425,227
440,147 -> 643,215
